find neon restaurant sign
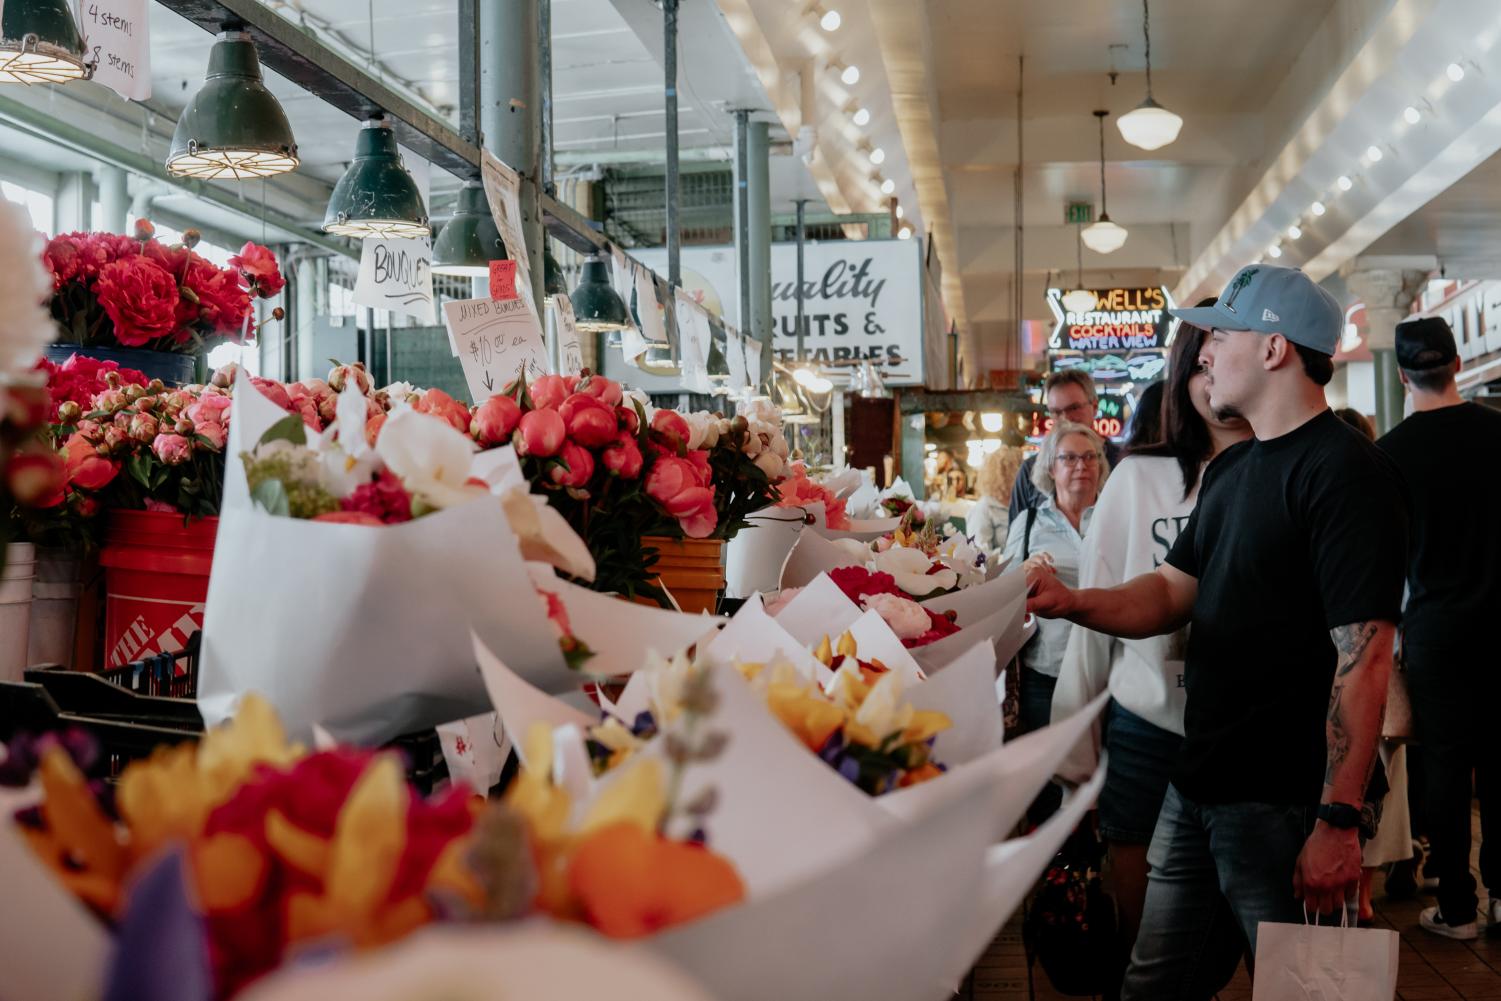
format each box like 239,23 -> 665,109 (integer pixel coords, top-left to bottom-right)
1045,286 -> 1180,353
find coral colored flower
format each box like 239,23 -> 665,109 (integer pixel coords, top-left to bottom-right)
550,440 -> 595,489
616,405 -> 640,435
365,412 -> 387,448
6,451 -> 65,507
185,393 -> 232,426
649,409 -> 691,451
194,421 -> 228,450
228,242 -> 285,297
250,376 -> 293,412
151,433 -> 193,466
558,393 -> 617,448
312,510 -> 384,526
578,374 -> 623,407
62,434 -> 119,491
529,374 -> 571,411
601,435 -> 643,479
517,409 -> 566,458
566,821 -> 745,938
413,388 -> 471,433
645,455 -> 718,538
94,256 -> 180,346
471,394 -> 521,446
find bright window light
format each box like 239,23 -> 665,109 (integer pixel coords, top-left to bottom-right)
840,64 -> 860,86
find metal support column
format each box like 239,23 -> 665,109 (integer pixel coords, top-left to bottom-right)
1373,350 -> 1406,434
98,167 -> 129,233
664,0 -> 680,289
480,0 -> 544,310
748,120 -> 772,383
539,0 -> 554,196
795,198 -> 807,364
733,110 -> 751,374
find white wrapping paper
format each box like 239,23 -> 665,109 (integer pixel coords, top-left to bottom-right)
0,822 -> 109,1001
769,573 -> 863,647
724,504 -> 818,599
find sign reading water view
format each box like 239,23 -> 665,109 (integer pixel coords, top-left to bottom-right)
635,241 -> 926,385
1045,286 -> 1179,353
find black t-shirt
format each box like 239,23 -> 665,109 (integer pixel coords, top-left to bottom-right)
1164,409 -> 1406,806
1378,402 -> 1501,657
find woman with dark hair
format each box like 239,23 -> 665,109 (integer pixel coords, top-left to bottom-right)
1123,380 -> 1166,453
1050,299 -> 1252,976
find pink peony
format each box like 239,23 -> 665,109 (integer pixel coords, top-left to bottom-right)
471,395 -> 522,446
128,413 -> 160,443
529,374 -> 571,411
185,392 -> 232,425
516,408 -> 566,458
860,592 -> 932,640
601,435 -> 643,479
578,374 -> 624,407
340,470 -> 413,524
616,405 -> 640,435
558,393 -> 617,448
685,448 -> 712,488
327,362 -> 372,395
364,412 -> 386,447
550,441 -> 595,489
151,433 -> 193,466
194,421 -> 227,450
650,409 -> 692,451
646,455 -> 718,538
312,510 -> 384,526
62,434 -> 119,491
414,388 -> 471,433
229,242 -> 286,297
250,377 -> 292,411
762,586 -> 803,618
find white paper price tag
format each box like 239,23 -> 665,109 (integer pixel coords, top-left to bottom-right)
78,0 -> 151,100
445,297 -> 550,403
353,237 -> 435,324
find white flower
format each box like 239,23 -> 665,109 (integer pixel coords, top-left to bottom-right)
753,450 -> 785,478
380,380 -> 419,405
500,488 -> 596,581
872,545 -> 957,596
832,538 -> 874,562
642,648 -> 700,722
312,382 -> 381,496
375,408 -> 488,509
936,536 -> 986,589
861,592 -> 931,640
0,200 -> 53,376
682,410 -> 719,450
739,397 -> 781,426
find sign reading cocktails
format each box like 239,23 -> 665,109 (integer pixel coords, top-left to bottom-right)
1045,286 -> 1180,353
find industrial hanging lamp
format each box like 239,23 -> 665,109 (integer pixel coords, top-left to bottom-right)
166,29 -> 298,179
0,0 -> 91,84
1062,225 -> 1097,314
543,246 -> 567,296
1081,111 -> 1128,254
1116,0 -> 1182,151
323,116 -> 430,239
570,252 -> 630,334
431,180 -> 506,276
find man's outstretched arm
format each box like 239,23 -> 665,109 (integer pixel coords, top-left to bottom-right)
1027,562 -> 1197,640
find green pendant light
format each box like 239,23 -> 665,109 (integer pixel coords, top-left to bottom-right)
706,323 -> 731,387
324,116 -> 431,240
0,0 -> 90,84
431,180 -> 506,276
167,30 -> 299,180
544,245 -> 567,296
570,252 -> 630,333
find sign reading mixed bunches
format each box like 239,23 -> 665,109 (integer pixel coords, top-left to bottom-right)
1045,286 -> 1180,353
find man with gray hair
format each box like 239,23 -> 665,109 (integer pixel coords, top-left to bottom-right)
1028,264 -> 1407,996
1378,316 -> 1501,940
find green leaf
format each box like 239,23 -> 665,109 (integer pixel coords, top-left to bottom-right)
250,478 -> 291,517
127,453 -> 152,490
257,414 -> 307,448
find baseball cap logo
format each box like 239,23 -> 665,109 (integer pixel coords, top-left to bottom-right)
1262,308 -> 1280,323
1223,267 -> 1259,313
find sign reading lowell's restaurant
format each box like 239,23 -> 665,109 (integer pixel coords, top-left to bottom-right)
1045,286 -> 1180,353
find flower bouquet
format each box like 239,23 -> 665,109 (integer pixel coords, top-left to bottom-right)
42,225 -> 282,357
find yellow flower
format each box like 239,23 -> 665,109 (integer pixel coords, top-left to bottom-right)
506,723 -> 572,845
766,681 -> 848,752
580,757 -> 666,836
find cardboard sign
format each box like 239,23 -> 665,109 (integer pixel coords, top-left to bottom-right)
444,297 -> 549,402
551,293 -> 583,374
79,0 -> 151,101
490,259 -> 518,301
353,236 -> 435,324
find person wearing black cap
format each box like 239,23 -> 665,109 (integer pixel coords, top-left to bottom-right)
1378,315 -> 1501,941
1028,264 -> 1408,997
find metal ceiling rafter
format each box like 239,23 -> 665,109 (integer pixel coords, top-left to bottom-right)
154,0 -> 613,256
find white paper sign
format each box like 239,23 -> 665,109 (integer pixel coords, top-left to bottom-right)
551,293 -> 582,375
636,266 -> 667,344
479,151 -> 544,338
675,288 -> 713,393
444,296 -> 549,402
743,335 -> 763,386
77,0 -> 151,101
353,237 -> 435,323
725,327 -> 748,389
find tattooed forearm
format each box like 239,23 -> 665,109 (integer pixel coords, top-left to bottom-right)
1332,622 -> 1378,677
1323,620 -> 1394,804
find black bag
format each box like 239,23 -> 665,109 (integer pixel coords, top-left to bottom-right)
1023,823 -> 1120,997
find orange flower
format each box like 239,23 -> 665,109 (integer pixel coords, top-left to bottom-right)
566,821 -> 744,938
898,762 -> 945,788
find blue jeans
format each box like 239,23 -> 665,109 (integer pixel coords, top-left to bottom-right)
1099,700 -> 1183,844
1121,785 -> 1314,1001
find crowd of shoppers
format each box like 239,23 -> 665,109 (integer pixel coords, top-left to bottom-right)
988,262 -> 1501,997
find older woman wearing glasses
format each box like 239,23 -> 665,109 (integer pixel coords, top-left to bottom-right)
1002,420 -> 1111,737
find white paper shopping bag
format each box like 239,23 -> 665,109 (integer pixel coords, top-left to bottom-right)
1252,913 -> 1398,1001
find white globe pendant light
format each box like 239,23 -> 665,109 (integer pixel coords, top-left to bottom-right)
1062,225 -> 1097,313
1082,110 -> 1128,254
1116,0 -> 1182,151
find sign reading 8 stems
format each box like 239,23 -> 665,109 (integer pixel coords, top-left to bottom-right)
1045,286 -> 1180,353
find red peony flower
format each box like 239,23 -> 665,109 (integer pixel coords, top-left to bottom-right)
550,440 -> 596,489
558,393 -> 617,448
41,234 -> 83,288
650,409 -> 691,451
40,354 -> 150,420
182,258 -> 253,338
471,394 -> 521,446
828,566 -> 903,604
94,256 -> 180,347
339,470 -> 414,524
517,408 -> 565,458
601,435 -> 643,479
528,374 -> 570,410
645,455 -> 718,538
413,388 -> 471,434
228,242 -> 285,298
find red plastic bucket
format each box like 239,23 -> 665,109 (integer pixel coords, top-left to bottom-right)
99,510 -> 218,667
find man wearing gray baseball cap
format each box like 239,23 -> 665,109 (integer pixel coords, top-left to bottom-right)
1031,264 -> 1407,995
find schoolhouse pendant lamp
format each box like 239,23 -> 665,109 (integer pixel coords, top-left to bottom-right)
323,116 -> 431,239
570,252 -> 630,334
1116,0 -> 1183,151
431,180 -> 507,276
167,29 -> 299,179
1062,225 -> 1097,313
0,0 -> 91,84
1081,111 -> 1128,255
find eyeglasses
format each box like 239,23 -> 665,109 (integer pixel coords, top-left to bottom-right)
1055,451 -> 1100,469
1047,401 -> 1094,420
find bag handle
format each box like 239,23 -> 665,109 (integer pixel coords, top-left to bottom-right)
1301,901 -> 1354,927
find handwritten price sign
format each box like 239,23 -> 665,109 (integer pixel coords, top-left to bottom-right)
81,0 -> 151,100
443,297 -> 550,402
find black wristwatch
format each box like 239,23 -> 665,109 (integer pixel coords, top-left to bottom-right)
1317,802 -> 1362,830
